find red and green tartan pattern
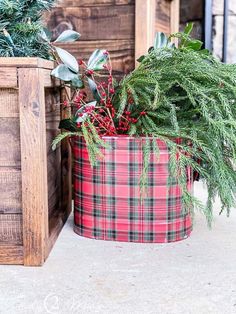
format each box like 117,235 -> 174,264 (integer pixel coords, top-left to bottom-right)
73,136 -> 193,243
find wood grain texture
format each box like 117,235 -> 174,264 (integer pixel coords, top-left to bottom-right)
0,214 -> 22,245
45,88 -> 61,217
0,68 -> 17,88
0,245 -> 23,265
43,69 -> 61,88
135,0 -> 156,63
156,0 -> 171,33
0,58 -> 54,69
0,89 -> 19,118
60,87 -> 72,218
54,39 -> 134,74
56,0 -> 134,6
45,4 -> 135,41
19,67 -> 49,266
0,118 -> 21,167
0,170 -> 22,214
170,0 -> 179,33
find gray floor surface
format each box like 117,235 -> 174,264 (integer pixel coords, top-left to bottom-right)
0,181 -> 236,314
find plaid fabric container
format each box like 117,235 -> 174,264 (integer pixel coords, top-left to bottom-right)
73,136 -> 192,243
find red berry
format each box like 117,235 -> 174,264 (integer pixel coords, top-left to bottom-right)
87,69 -> 94,75
109,88 -> 115,94
78,59 -> 83,65
63,100 -> 68,107
140,111 -> 146,116
102,92 -> 106,97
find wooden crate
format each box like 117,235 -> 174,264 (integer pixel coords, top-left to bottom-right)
44,0 -> 179,75
0,58 -> 72,266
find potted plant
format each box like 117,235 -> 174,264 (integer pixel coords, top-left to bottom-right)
52,23 -> 236,243
0,0 -> 74,266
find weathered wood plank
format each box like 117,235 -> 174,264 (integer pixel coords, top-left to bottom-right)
54,0 -> 134,6
47,150 -> 61,217
135,0 -> 156,64
0,89 -> 19,118
170,0 -> 180,35
0,170 -> 22,214
45,88 -> 62,217
45,87 -> 61,154
0,245 -> 23,265
54,39 -> 135,74
0,118 -> 21,167
0,58 -> 54,70
0,68 -> 18,88
156,0 -> 171,33
0,214 -> 23,245
43,69 -> 61,88
45,5 -> 135,41
19,67 -> 49,266
60,87 -> 72,219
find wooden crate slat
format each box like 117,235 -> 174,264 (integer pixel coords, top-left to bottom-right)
0,58 -> 54,69
45,4 -> 135,41
0,118 -> 21,167
0,89 -> 19,118
170,0 -> 180,34
53,39 -> 135,74
47,149 -> 61,217
0,68 -> 17,88
0,245 -> 23,265
135,0 -> 156,64
54,0 -> 134,6
43,69 -> 61,88
156,0 -> 171,33
19,67 -> 49,266
0,214 -> 23,245
0,170 -> 22,214
0,58 -> 72,266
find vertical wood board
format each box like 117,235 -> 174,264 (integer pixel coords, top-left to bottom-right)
19,67 -> 49,266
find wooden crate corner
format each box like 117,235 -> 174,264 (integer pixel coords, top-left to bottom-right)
0,58 -> 72,266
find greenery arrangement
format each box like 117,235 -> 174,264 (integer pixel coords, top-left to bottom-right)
0,0 -> 55,58
51,24 -> 236,225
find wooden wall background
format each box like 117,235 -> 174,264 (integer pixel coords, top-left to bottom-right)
45,0 -> 179,78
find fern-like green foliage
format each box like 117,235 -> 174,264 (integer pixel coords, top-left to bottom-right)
0,0 -> 55,58
115,43 -> 236,224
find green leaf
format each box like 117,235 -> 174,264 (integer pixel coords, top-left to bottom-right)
198,48 -> 210,55
55,30 -> 81,43
186,39 -> 203,51
148,46 -> 154,53
87,78 -> 101,101
55,47 -> 79,73
71,76 -> 84,88
87,49 -> 108,70
39,28 -> 50,42
137,55 -> 145,63
59,119 -> 77,132
154,32 -> 168,49
184,23 -> 194,36
51,64 -> 77,81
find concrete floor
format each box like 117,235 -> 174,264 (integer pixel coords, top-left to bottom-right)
0,181 -> 236,314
